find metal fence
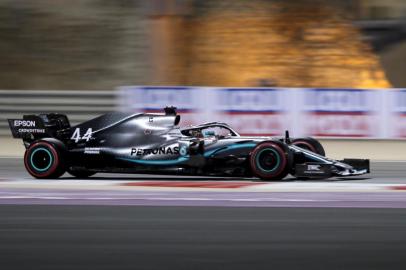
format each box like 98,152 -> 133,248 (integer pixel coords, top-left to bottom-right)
0,90 -> 117,136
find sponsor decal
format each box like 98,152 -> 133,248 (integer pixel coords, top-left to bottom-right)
14,120 -> 36,127
179,146 -> 188,156
130,87 -> 196,112
303,170 -> 326,175
11,119 -> 46,134
8,119 -> 46,137
391,91 -> 406,138
218,88 -> 282,111
221,114 -> 284,136
18,128 -> 45,133
304,89 -> 371,112
303,89 -> 376,137
307,164 -> 321,171
394,116 -> 406,138
130,147 -> 180,156
215,89 -> 287,136
84,147 -> 100,154
303,165 -> 327,174
305,114 -> 373,137
71,128 -> 93,143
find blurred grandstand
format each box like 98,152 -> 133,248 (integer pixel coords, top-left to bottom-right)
0,0 -> 404,90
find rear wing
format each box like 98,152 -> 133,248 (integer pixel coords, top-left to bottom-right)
8,114 -> 70,140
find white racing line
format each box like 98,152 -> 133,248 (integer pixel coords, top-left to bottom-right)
0,188 -> 348,202
0,196 -> 324,202
0,179 -> 405,207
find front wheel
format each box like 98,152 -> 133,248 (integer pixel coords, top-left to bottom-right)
24,141 -> 66,179
249,141 -> 292,181
291,137 -> 325,156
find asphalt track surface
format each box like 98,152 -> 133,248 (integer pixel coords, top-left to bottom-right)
1,158 -> 406,270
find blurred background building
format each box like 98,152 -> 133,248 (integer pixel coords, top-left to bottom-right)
0,0 -> 405,90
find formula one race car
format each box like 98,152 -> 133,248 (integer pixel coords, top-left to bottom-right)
8,107 -> 369,180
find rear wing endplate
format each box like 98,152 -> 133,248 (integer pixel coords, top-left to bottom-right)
8,115 -> 46,139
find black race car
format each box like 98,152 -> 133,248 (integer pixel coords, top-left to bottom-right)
8,107 -> 369,180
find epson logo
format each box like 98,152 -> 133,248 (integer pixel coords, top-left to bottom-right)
14,120 -> 36,127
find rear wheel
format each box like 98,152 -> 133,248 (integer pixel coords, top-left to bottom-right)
249,141 -> 292,181
291,137 -> 325,156
24,141 -> 66,179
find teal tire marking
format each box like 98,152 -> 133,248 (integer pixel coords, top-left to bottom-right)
30,147 -> 53,172
255,148 -> 280,172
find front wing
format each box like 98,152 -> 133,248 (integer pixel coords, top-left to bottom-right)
294,159 -> 370,178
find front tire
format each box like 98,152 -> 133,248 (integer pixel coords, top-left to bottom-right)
249,141 -> 292,181
291,137 -> 325,156
24,141 -> 66,179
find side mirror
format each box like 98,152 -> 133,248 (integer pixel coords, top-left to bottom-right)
285,130 -> 291,144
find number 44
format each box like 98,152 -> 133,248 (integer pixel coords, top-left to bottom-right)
71,128 -> 93,143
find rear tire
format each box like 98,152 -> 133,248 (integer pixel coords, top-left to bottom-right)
291,137 -> 325,156
249,141 -> 292,181
24,141 -> 66,179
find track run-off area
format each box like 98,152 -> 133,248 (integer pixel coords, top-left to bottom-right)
1,158 -> 406,270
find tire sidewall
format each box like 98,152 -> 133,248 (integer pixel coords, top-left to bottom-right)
292,140 -> 317,153
292,137 -> 325,156
24,141 -> 64,178
250,141 -> 288,180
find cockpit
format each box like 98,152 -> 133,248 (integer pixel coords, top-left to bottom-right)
161,107 -> 240,139
181,123 -> 240,139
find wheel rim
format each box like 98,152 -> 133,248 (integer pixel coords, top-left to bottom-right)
30,147 -> 53,172
255,148 -> 280,172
